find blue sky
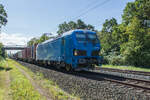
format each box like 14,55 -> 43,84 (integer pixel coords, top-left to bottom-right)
0,0 -> 134,45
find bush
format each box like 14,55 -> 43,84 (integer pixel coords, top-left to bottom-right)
125,51 -> 150,68
102,51 -> 125,65
110,57 -> 123,65
102,56 -> 109,64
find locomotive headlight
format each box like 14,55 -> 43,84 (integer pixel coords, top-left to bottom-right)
74,50 -> 78,56
73,49 -> 86,56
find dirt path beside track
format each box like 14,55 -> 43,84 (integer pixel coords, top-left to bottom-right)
4,64 -> 11,100
15,64 -> 52,100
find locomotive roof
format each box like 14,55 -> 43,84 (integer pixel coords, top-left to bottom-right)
38,29 -> 95,45
62,29 -> 96,36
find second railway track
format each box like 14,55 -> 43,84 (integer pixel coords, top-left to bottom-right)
96,67 -> 150,76
78,71 -> 150,94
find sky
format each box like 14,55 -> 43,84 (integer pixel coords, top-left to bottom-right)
0,0 -> 135,46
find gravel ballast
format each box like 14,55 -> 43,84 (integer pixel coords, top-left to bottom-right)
18,61 -> 150,100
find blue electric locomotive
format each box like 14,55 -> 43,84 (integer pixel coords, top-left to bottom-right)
36,29 -> 102,71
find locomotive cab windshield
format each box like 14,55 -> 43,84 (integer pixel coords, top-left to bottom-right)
75,32 -> 99,44
75,32 -> 86,43
87,33 -> 99,44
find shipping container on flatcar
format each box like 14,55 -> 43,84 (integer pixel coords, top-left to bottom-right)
26,47 -> 32,62
14,52 -> 19,60
31,44 -> 38,62
22,48 -> 27,61
18,51 -> 22,60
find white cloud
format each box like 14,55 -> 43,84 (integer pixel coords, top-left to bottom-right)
0,32 -> 33,46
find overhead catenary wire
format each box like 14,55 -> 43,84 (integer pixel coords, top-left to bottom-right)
75,0 -> 100,17
57,0 -> 100,23
50,0 -> 111,33
49,0 -> 101,32
71,0 -> 111,21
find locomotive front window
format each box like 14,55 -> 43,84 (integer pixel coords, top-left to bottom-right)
76,33 -> 86,42
88,34 -> 97,39
87,33 -> 99,43
76,32 -> 99,43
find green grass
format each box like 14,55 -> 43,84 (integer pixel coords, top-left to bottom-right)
0,59 -> 11,100
0,70 -> 6,100
101,64 -> 150,72
11,59 -> 80,100
0,60 -> 8,100
7,59 -> 45,100
37,73 -> 77,100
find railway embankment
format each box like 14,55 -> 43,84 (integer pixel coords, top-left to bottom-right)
18,60 -> 150,100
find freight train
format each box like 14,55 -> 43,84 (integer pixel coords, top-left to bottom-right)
14,29 -> 102,71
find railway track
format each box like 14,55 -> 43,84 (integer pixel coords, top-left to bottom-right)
18,60 -> 150,94
17,61 -> 150,99
18,61 -> 150,99
96,67 -> 150,76
77,71 -> 150,93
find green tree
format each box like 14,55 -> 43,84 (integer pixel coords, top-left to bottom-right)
38,34 -> 50,43
57,19 -> 95,35
102,18 -> 118,33
0,4 -> 7,29
100,0 -> 150,66
0,42 -> 6,59
120,0 -> 150,67
57,22 -> 70,35
122,0 -> 150,26
27,38 -> 39,46
76,19 -> 87,29
121,17 -> 150,66
0,42 -> 3,56
100,18 -> 119,54
68,21 -> 77,30
27,33 -> 54,46
87,24 -> 94,31
0,4 -> 7,59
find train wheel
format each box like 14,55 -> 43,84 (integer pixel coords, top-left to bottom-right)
65,65 -> 72,72
56,64 -> 61,70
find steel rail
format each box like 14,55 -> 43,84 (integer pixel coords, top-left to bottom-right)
96,67 -> 150,76
82,71 -> 150,92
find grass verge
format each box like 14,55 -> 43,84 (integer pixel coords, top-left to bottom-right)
9,61 -> 80,100
11,59 -> 80,100
101,65 -> 150,72
7,59 -> 45,100
0,59 -> 10,100
0,60 -> 6,100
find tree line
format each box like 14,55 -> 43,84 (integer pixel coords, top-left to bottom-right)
0,3 -> 8,60
27,19 -> 96,46
28,0 -> 150,67
100,0 -> 150,67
